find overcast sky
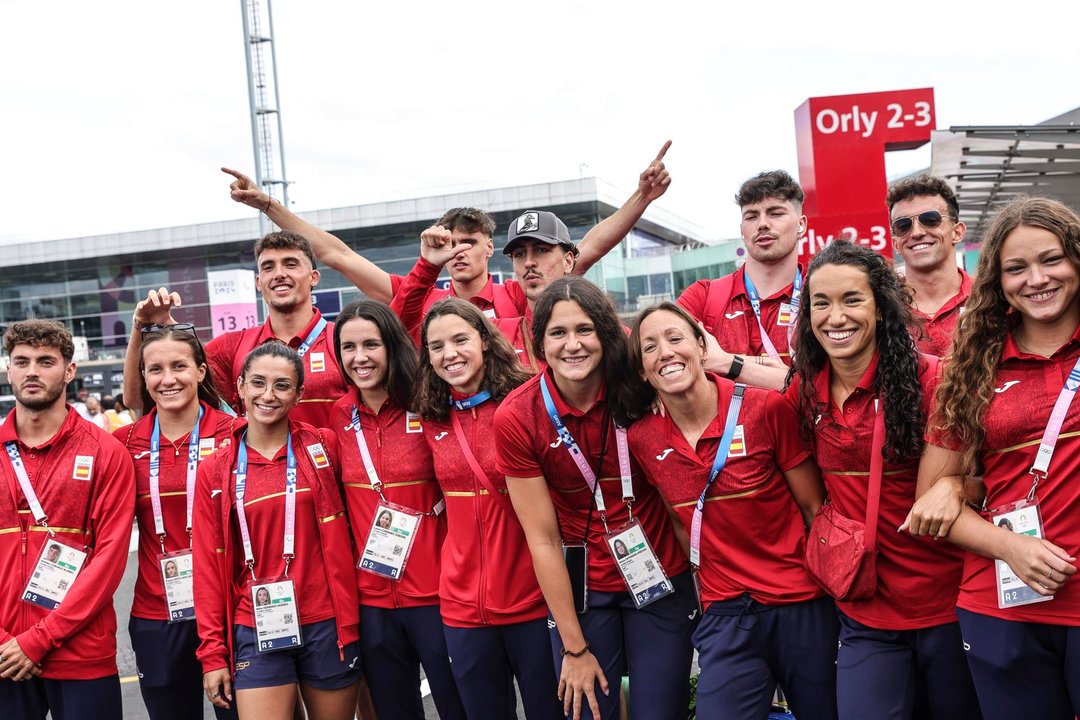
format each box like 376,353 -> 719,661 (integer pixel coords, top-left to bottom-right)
2,0 -> 1078,246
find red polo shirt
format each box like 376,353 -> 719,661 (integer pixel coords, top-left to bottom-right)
116,403 -> 236,621
785,352 -> 966,630
494,370 -> 688,593
629,374 -> 821,608
678,266 -> 800,364
205,309 -> 346,427
927,324 -> 1080,624
912,269 -> 971,358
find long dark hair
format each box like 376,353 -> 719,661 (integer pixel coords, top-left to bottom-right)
934,196 -> 1080,474
414,298 -> 530,420
334,300 -> 419,411
786,240 -> 925,464
139,328 -> 223,412
531,276 -> 639,426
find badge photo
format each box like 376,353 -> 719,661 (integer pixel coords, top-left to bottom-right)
251,578 -> 303,652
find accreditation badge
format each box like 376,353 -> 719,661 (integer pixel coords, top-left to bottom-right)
605,518 -> 673,609
988,496 -> 1053,609
159,549 -> 195,623
250,578 -> 303,652
359,501 -> 422,581
22,540 -> 87,610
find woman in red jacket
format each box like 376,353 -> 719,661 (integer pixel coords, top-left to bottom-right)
118,317 -> 237,720
194,342 -> 360,720
413,298 -> 561,720
329,300 -> 466,720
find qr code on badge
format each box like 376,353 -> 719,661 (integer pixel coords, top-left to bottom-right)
283,613 -> 293,625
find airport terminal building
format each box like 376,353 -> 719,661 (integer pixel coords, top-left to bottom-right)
0,178 -> 740,397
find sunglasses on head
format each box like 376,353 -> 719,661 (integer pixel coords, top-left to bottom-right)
890,210 -> 956,237
139,322 -> 198,338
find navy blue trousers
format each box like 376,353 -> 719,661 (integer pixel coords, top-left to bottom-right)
129,616 -> 238,720
957,608 -> 1080,720
0,674 -> 121,720
837,612 -> 981,720
548,570 -> 697,720
695,594 -> 839,720
444,617 -> 562,720
360,604 -> 466,720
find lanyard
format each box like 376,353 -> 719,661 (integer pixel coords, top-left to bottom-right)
452,391 -> 491,411
4,442 -> 53,535
349,405 -> 385,499
689,384 -> 745,567
1027,354 -> 1080,497
235,432 -> 297,580
539,375 -> 633,530
296,317 -> 328,358
148,407 -> 204,551
742,268 -> 801,364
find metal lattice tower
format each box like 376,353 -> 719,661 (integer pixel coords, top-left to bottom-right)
240,0 -> 290,212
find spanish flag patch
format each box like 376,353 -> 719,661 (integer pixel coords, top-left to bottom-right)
405,411 -> 422,434
73,455 -> 94,481
727,425 -> 747,458
306,443 -> 330,469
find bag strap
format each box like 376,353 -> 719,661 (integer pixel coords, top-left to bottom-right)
450,410 -> 515,514
864,404 -> 886,553
701,273 -> 736,337
491,282 -> 519,320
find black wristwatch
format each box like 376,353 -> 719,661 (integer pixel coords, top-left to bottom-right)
725,355 -> 744,380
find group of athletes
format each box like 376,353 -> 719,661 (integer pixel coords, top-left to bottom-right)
0,141 -> 1076,720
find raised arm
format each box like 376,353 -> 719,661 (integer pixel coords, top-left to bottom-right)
505,474 -> 608,720
574,141 -> 672,275
221,167 -> 393,302
123,288 -> 182,415
388,225 -> 460,341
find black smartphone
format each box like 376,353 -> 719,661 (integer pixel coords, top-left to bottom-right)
562,543 -> 588,614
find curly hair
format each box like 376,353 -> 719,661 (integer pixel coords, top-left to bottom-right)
933,196 -> 1080,474
333,300 -> 419,411
139,327 -> 223,412
786,240 -> 925,464
735,170 -> 804,210
3,319 -> 75,362
531,276 -> 639,426
414,298 -> 530,420
885,174 -> 960,220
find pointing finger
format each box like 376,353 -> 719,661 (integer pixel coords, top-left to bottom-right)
653,140 -> 672,164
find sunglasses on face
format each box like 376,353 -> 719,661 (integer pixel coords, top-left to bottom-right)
890,210 -> 956,237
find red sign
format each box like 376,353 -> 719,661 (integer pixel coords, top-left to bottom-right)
795,88 -> 935,262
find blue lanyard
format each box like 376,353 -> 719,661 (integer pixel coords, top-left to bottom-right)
148,406 -> 204,546
235,432 -> 297,579
452,390 -> 491,411
742,268 -> 802,320
689,384 -> 745,567
539,376 -> 634,524
297,317 -> 328,358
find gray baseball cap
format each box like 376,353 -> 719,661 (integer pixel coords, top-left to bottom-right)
503,210 -> 578,256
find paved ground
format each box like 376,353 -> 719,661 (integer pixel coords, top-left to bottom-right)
114,524 -> 453,719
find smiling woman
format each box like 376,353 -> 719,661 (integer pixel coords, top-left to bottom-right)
784,240 -> 980,719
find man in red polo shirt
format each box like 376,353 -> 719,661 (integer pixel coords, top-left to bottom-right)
678,170 -> 804,390
124,232 -> 346,427
885,175 -> 970,358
